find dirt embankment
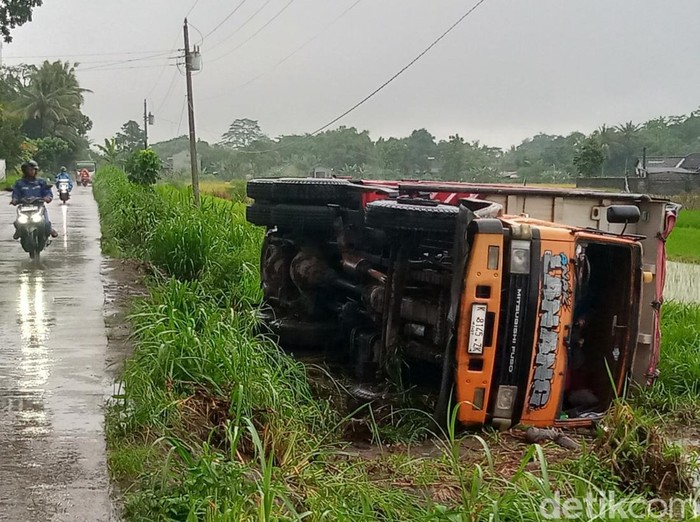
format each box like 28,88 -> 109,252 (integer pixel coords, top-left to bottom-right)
102,258 -> 149,380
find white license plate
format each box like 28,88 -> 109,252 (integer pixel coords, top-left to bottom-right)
468,304 -> 488,354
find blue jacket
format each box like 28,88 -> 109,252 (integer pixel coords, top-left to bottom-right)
55,172 -> 74,191
12,177 -> 53,203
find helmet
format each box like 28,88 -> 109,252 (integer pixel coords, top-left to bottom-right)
21,160 -> 39,174
60,166 -> 67,172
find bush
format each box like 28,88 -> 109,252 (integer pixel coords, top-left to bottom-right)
125,149 -> 162,185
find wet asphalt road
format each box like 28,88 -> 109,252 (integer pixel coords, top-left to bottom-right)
0,187 -> 113,520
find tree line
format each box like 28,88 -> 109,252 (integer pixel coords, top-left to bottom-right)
137,110 -> 700,182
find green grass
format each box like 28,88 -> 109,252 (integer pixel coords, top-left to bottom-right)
94,167 -> 700,520
0,174 -> 19,192
634,302 -> 700,420
666,209 -> 700,263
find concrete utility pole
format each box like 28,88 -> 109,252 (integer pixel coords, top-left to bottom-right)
143,99 -> 154,149
183,18 -> 200,207
143,99 -> 148,149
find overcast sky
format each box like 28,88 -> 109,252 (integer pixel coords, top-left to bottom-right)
3,0 -> 700,148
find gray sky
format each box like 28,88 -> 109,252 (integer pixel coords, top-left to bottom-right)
4,0 -> 700,148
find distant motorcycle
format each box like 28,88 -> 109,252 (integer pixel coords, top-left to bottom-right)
79,169 -> 90,187
14,197 -> 50,260
58,180 -> 71,204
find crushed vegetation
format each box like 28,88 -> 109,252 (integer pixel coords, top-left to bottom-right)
95,166 -> 700,520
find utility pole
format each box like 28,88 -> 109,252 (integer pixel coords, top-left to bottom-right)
143,99 -> 149,149
183,18 -> 200,206
143,99 -> 154,149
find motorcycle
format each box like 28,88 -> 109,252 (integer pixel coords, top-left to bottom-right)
14,197 -> 50,260
80,170 -> 90,187
58,180 -> 71,203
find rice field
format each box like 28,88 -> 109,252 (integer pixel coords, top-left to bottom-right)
666,209 -> 700,264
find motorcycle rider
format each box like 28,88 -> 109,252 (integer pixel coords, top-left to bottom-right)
10,160 -> 59,239
54,166 -> 74,191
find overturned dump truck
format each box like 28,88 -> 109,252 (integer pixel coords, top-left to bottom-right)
245,179 -> 680,429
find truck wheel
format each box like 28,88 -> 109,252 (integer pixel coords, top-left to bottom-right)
365,199 -> 459,234
246,203 -> 274,227
246,179 -> 277,201
271,204 -> 337,231
247,178 -> 352,204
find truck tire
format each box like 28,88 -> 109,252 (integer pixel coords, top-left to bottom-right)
365,199 -> 459,234
271,204 -> 337,232
246,203 -> 274,227
247,178 -> 351,204
246,179 -> 277,201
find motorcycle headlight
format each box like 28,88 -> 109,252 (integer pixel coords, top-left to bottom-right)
17,215 -> 29,224
31,213 -> 43,223
510,240 -> 531,275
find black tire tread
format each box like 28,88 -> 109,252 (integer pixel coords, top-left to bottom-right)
246,203 -> 274,227
272,204 -> 337,231
365,199 -> 459,233
247,178 -> 351,203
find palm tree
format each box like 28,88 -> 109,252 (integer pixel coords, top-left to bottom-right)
15,61 -> 91,139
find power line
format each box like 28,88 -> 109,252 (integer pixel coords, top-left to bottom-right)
208,0 -> 297,63
237,0 -> 490,155
154,66 -> 182,114
74,52 -> 175,69
79,63 -> 179,73
185,0 -> 201,18
202,0 -> 248,41
205,0 -> 273,53
78,54 -> 178,72
176,95 -> 187,135
2,49 -> 172,60
145,0 -> 199,101
203,0 -> 363,101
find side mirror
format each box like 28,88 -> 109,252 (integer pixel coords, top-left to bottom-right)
607,205 -> 641,224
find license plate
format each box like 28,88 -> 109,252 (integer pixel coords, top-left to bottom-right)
468,304 -> 488,354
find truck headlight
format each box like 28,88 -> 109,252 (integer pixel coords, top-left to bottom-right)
510,240 -> 531,274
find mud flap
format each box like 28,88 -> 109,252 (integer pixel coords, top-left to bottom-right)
434,204 -> 474,428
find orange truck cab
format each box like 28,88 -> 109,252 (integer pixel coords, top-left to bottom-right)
456,216 -> 645,429
245,178 -> 679,429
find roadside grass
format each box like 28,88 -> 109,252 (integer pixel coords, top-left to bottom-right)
634,302 -> 700,421
95,167 -> 700,520
0,174 -> 19,191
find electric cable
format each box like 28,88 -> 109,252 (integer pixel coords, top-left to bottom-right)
185,0 -> 201,18
202,0 -> 362,101
236,0 -> 490,155
205,0 -> 272,53
202,0 -> 248,41
208,0 -> 296,63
